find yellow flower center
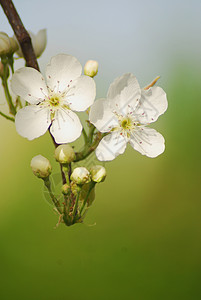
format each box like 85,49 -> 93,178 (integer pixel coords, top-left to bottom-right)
49,96 -> 60,106
121,118 -> 132,130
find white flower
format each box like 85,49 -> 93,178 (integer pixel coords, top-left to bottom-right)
89,73 -> 168,161
11,54 -> 96,144
30,155 -> 52,178
71,167 -> 91,185
16,29 -> 47,58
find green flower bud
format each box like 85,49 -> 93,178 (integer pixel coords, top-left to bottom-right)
70,167 -> 91,185
84,60 -> 98,77
30,155 -> 52,179
54,144 -> 75,164
90,165 -> 106,183
61,183 -> 70,195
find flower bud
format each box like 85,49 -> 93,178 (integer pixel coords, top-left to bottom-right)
15,29 -> 47,58
9,37 -> 18,53
54,144 -> 75,164
84,60 -> 98,77
30,155 -> 52,179
61,183 -> 70,195
0,32 -> 18,56
0,32 -> 11,56
90,165 -> 106,183
71,167 -> 91,185
70,181 -> 80,195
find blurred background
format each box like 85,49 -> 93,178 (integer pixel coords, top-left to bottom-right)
0,0 -> 201,299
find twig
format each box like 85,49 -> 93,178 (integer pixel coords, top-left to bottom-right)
0,0 -> 39,70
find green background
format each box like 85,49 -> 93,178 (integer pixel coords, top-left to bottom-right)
0,63 -> 201,300
1,0 -> 201,299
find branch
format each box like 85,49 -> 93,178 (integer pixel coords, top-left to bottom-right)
0,0 -> 67,184
0,0 -> 39,70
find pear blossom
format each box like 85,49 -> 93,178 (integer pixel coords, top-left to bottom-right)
11,54 -> 96,144
89,73 -> 168,161
16,29 -> 47,58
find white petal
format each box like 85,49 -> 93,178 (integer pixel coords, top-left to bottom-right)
107,73 -> 141,114
50,109 -> 82,144
89,98 -> 118,132
129,127 -> 165,158
15,105 -> 51,140
46,54 -> 82,92
11,67 -> 48,104
95,132 -> 127,161
135,86 -> 168,124
35,29 -> 47,57
67,75 -> 96,111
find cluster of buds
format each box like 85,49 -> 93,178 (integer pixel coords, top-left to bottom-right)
70,165 -> 106,185
30,144 -> 106,226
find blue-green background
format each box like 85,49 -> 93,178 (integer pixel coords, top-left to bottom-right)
0,1 -> 201,299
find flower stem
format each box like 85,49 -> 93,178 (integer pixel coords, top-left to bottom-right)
43,178 -> 62,214
82,127 -> 88,144
1,59 -> 16,116
0,110 -> 15,121
88,123 -> 96,144
74,132 -> 105,162
79,182 -> 96,216
72,189 -> 81,222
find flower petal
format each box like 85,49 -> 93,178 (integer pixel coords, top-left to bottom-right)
67,75 -> 96,111
107,73 -> 141,114
135,86 -> 168,124
11,67 -> 48,104
35,29 -> 47,57
15,105 -> 51,140
50,109 -> 82,144
129,127 -> 165,158
89,98 -> 118,132
95,132 -> 127,161
46,54 -> 82,92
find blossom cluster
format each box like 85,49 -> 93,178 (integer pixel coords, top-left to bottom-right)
0,27 -> 168,226
11,53 -> 167,160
